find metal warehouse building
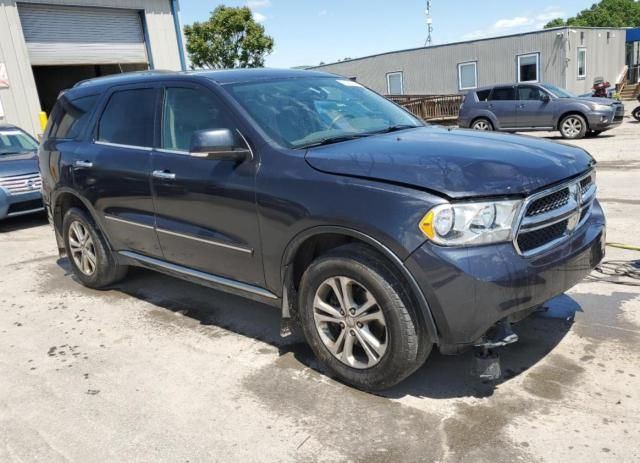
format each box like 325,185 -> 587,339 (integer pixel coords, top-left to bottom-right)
0,0 -> 186,136
314,27 -> 633,97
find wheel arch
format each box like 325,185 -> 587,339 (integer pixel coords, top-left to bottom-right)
51,188 -> 111,255
280,226 -> 439,344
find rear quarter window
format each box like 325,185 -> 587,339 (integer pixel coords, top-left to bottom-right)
475,89 -> 491,102
48,95 -> 98,140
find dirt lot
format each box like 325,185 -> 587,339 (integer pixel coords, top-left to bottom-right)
1,116 -> 639,463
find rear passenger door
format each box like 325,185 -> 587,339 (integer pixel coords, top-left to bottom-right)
487,86 -> 517,129
150,83 -> 264,286
84,84 -> 163,257
516,85 -> 554,129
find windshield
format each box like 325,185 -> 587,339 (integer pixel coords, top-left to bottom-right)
0,129 -> 39,156
541,84 -> 576,99
224,77 -> 423,149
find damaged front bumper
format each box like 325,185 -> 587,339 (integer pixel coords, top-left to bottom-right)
405,200 -> 606,354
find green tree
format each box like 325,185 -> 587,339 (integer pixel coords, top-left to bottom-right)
184,6 -> 274,69
544,0 -> 640,28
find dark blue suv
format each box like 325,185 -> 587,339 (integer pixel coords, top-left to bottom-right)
39,69 -> 605,390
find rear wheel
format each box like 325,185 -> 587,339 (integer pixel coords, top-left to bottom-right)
298,244 -> 431,391
632,107 -> 640,122
472,118 -> 493,131
63,208 -> 127,289
559,114 -> 587,139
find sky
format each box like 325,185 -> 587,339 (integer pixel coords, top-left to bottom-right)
178,0 -> 596,68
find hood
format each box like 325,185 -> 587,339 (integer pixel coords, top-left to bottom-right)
305,126 -> 594,199
575,96 -> 620,106
0,151 -> 39,178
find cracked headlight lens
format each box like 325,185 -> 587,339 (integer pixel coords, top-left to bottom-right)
419,200 -> 523,246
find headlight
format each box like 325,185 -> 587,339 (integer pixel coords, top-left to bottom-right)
592,103 -> 612,111
419,200 -> 522,246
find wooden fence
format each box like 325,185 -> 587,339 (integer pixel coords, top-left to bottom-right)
386,94 -> 463,121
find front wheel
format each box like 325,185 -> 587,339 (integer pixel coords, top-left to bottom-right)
632,107 -> 640,122
559,114 -> 587,139
298,244 -> 431,391
63,208 -> 127,289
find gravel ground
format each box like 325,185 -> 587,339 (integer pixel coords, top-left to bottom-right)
1,114 -> 639,463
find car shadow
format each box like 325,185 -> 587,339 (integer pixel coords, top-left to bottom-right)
56,258 -> 579,399
0,211 -> 48,232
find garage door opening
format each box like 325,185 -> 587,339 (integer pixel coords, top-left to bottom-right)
18,3 -> 151,115
33,64 -> 148,114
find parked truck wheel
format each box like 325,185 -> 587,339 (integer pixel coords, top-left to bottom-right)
63,208 -> 127,289
559,114 -> 587,139
298,244 -> 431,391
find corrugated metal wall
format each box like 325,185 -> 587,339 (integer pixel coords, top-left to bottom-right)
18,4 -> 148,65
0,0 -> 183,136
315,28 -> 626,96
564,29 -> 627,94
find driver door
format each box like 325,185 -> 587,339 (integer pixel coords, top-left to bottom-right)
150,83 -> 265,286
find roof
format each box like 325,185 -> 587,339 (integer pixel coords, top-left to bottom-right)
65,68 -> 338,99
312,26 -> 630,69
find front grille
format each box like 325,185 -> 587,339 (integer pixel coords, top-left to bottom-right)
7,198 -> 43,215
0,172 -> 42,195
515,171 -> 596,256
525,188 -> 570,217
517,220 -> 568,253
580,175 -> 593,195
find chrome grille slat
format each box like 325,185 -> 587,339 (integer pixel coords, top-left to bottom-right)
515,170 -> 596,257
0,172 -> 42,195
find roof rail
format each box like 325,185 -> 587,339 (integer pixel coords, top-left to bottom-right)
73,70 -> 177,88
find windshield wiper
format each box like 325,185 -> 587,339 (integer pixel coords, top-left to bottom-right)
370,124 -> 421,134
298,133 -> 371,149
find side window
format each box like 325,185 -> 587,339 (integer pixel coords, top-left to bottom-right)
386,72 -> 403,95
161,87 -> 233,152
98,88 -> 156,147
517,86 -> 542,101
489,87 -> 516,101
49,95 -> 98,140
476,89 -> 491,102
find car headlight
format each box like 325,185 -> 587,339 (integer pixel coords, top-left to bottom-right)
592,103 -> 612,111
419,200 -> 522,246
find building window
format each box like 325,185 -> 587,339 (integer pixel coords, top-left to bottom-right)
458,62 -> 477,90
577,48 -> 586,79
386,72 -> 403,95
517,53 -> 540,83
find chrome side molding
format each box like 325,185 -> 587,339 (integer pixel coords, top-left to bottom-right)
118,251 -> 277,300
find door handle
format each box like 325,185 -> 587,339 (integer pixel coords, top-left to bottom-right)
518,104 -> 526,108
152,170 -> 176,180
75,160 -> 93,168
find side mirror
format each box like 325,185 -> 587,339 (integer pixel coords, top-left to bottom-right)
541,94 -> 551,103
189,129 -> 251,162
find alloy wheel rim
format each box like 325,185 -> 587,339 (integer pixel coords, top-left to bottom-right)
474,121 -> 489,130
68,221 -> 97,276
562,117 -> 582,137
313,276 -> 388,369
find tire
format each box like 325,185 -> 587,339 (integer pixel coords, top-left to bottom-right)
298,243 -> 432,391
559,114 -> 587,139
471,118 -> 493,131
62,207 -> 127,289
632,107 -> 640,122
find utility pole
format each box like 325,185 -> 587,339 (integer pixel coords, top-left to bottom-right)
425,0 -> 433,46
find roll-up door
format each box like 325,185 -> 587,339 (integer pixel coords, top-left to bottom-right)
18,4 -> 148,66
